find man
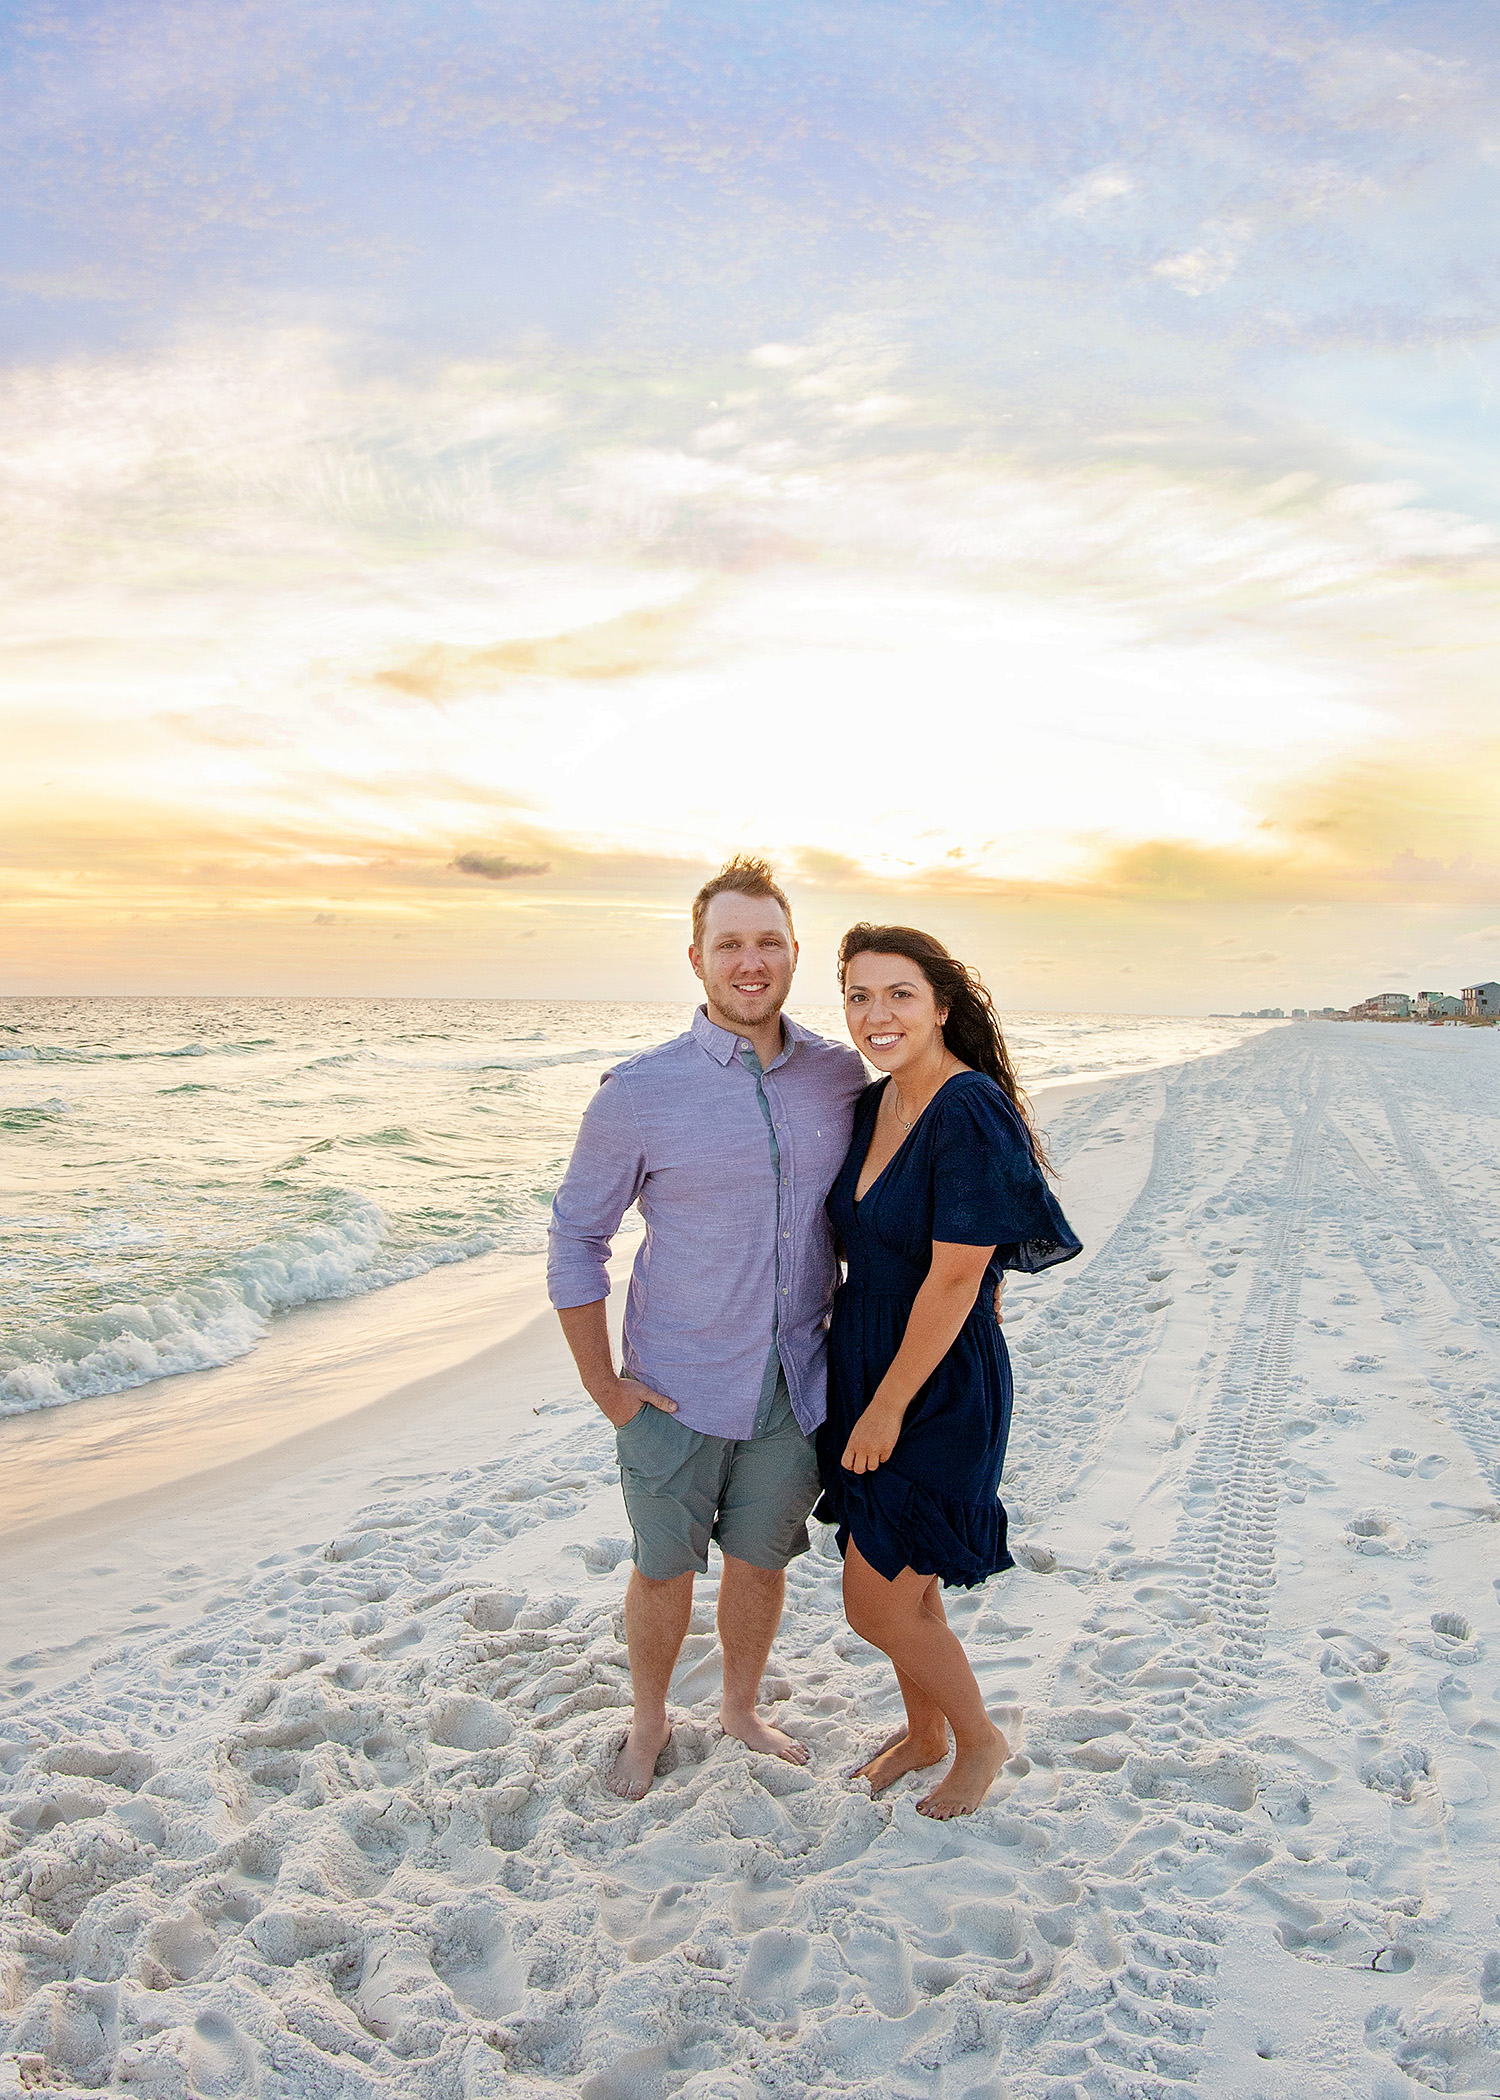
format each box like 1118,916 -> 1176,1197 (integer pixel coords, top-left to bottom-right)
548,855 -> 867,1799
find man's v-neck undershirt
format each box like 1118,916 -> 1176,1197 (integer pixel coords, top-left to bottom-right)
739,1041 -> 787,1436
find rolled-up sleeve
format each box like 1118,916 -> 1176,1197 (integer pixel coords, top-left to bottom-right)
546,1073 -> 648,1310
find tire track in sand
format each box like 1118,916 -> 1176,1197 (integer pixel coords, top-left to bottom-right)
1011,1045 -> 1329,2099
1000,1076 -> 1195,1538
1365,1070 -> 1500,1483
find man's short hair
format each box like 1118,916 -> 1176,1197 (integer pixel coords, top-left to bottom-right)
691,854 -> 794,949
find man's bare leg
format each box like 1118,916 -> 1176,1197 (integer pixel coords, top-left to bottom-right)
852,1574 -> 951,1789
717,1554 -> 808,1766
610,1566 -> 693,1799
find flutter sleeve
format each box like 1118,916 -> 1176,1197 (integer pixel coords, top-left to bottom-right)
930,1078 -> 1083,1274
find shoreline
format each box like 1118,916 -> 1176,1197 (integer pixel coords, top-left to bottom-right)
0,1063 -> 1159,1700
0,1064 -> 1135,1546
0,1248 -> 559,1535
0,1016 -> 1277,1430
0,1290 -> 613,1705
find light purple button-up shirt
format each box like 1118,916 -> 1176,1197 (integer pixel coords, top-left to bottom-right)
547,1007 -> 868,1439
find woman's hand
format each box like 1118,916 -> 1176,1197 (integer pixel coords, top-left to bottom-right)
841,1399 -> 904,1474
838,1243 -> 998,1475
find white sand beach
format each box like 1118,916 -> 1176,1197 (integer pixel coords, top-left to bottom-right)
3,1022 -> 1499,2099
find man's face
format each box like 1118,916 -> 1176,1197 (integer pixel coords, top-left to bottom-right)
690,892 -> 797,1032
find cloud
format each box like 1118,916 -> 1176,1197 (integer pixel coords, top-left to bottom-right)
1151,221 -> 1250,296
791,848 -> 865,885
450,851 -> 552,881
1055,169 -> 1133,217
372,596 -> 707,701
10,0 -> 1491,389
6,323 -> 1500,1002
7,2 -> 1498,1007
1377,848 -> 1482,886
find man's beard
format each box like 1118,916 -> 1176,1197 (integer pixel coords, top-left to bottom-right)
711,983 -> 788,1028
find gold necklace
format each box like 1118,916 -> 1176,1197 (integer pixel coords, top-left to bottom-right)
892,1057 -> 952,1131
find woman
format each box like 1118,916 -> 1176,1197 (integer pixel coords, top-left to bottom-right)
815,925 -> 1080,1819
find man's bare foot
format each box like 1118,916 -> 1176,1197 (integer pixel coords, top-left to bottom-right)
607,1719 -> 672,1799
721,1709 -> 810,1766
916,1725 -> 1008,1819
852,1729 -> 949,1794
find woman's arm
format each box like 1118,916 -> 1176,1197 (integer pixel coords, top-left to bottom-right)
841,1239 -> 997,1474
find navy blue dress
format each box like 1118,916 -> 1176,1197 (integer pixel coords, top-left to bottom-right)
814,1072 -> 1081,1588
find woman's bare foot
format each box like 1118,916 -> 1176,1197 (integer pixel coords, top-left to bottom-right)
607,1719 -> 672,1799
844,1727 -> 905,1778
721,1708 -> 810,1765
916,1725 -> 1008,1818
853,1729 -> 949,1794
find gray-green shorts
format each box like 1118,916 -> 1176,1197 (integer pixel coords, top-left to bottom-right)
615,1373 -> 821,1581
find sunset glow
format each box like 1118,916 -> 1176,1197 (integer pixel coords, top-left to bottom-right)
5,4 -> 1499,1009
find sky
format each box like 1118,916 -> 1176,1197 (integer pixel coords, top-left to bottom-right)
3,0 -> 1500,1012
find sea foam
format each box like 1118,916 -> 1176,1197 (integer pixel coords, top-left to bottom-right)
0,1194 -> 496,1416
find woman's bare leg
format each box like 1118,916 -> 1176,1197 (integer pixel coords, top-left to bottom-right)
892,1575 -> 953,1750
843,1541 -> 1007,1817
853,1575 -> 950,1786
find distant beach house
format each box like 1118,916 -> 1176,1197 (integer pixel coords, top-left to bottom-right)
1351,992 -> 1411,1019
1415,991 -> 1463,1017
1462,981 -> 1500,1019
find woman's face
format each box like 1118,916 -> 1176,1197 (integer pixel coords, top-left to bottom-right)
843,951 -> 948,1076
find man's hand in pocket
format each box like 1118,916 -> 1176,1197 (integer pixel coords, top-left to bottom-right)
597,1376 -> 678,1428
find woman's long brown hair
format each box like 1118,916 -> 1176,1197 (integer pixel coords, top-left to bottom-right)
838,922 -> 1051,1172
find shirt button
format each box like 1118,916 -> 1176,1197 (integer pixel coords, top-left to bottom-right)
781,1287 -> 788,1294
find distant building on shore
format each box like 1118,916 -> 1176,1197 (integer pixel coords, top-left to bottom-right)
1213,985 -> 1495,1023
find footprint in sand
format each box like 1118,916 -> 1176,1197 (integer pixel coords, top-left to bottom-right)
738,1925 -> 813,2018
428,1691 -> 514,1750
185,2010 -> 256,2098
1414,1609 -> 1483,1665
578,1536 -> 632,1573
837,1922 -> 917,2016
1344,1509 -> 1411,1555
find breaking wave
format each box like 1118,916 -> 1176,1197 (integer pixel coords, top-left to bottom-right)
0,1194 -> 500,1417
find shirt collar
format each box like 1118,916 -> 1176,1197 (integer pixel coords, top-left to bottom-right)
691,1005 -> 811,1070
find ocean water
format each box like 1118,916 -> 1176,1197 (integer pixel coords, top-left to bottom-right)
0,998 -> 1279,1415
